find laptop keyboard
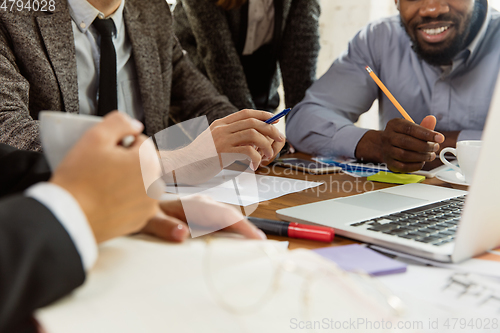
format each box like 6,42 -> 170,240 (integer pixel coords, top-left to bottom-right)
350,195 -> 466,246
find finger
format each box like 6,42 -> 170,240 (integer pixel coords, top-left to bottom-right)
271,139 -> 285,157
141,212 -> 189,242
420,115 -> 437,130
261,139 -> 285,166
389,132 -> 441,153
231,146 -> 262,170
90,112 -> 144,146
224,118 -> 285,143
390,119 -> 444,143
158,199 -> 186,221
221,109 -> 275,123
223,218 -> 267,240
129,134 -> 148,149
211,125 -> 272,158
420,115 -> 444,143
386,158 -> 425,173
388,146 -> 437,163
227,128 -> 274,159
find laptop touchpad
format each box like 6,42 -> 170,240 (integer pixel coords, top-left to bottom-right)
337,192 -> 428,212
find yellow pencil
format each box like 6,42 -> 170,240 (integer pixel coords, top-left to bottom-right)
365,66 -> 415,123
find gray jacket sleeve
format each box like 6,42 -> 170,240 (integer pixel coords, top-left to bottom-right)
0,25 -> 41,151
286,23 -> 383,158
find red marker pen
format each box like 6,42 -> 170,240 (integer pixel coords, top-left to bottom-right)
248,217 -> 334,243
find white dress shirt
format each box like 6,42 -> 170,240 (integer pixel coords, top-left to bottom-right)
67,0 -> 144,121
242,0 -> 274,55
26,183 -> 98,271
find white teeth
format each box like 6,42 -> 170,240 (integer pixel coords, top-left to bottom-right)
422,25 -> 450,35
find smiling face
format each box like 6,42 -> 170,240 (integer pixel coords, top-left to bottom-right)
397,0 -> 477,66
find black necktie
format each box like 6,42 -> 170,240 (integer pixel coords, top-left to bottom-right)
92,18 -> 117,116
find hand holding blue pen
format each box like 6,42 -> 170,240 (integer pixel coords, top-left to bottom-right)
265,108 -> 291,124
200,109 -> 287,170
247,108 -> 289,167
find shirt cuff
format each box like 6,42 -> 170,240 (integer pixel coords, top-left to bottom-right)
457,130 -> 483,142
25,182 -> 98,272
330,125 -> 370,158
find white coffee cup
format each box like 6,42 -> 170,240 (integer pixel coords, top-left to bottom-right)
439,140 -> 482,184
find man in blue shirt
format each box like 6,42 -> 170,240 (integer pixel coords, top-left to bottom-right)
287,0 -> 499,172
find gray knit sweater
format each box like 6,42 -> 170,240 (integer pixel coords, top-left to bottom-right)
173,0 -> 320,110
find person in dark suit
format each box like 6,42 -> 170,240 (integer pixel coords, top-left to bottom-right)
0,112 -> 158,333
0,145 -> 52,198
0,0 -> 284,168
0,112 -> 265,333
173,0 -> 320,112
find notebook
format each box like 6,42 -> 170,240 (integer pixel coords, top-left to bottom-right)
314,244 -> 407,276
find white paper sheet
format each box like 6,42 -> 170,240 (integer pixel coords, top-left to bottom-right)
377,265 -> 500,331
165,169 -> 321,206
36,236 -> 397,333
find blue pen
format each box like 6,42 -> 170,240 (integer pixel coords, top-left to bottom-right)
265,108 -> 291,124
315,158 -> 391,174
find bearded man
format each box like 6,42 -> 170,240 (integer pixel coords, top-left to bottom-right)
286,0 -> 498,172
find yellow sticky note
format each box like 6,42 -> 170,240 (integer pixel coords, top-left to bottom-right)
367,171 -> 425,185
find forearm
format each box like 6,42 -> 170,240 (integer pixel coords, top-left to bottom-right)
286,102 -> 370,158
354,130 -> 384,163
159,132 -> 222,185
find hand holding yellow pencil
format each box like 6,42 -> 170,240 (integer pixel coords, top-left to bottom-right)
358,66 -> 445,173
365,66 -> 415,123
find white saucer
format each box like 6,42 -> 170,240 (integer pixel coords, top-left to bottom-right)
436,169 -> 469,186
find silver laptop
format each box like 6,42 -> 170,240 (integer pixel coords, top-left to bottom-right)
277,73 -> 500,263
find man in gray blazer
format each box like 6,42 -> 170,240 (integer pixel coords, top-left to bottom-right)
0,0 -> 284,168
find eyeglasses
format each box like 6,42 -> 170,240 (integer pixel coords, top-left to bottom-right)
444,272 -> 500,312
201,237 -> 405,330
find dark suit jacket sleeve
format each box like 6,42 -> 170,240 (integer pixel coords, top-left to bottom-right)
0,144 -> 51,198
279,0 -> 320,108
0,195 -> 85,333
